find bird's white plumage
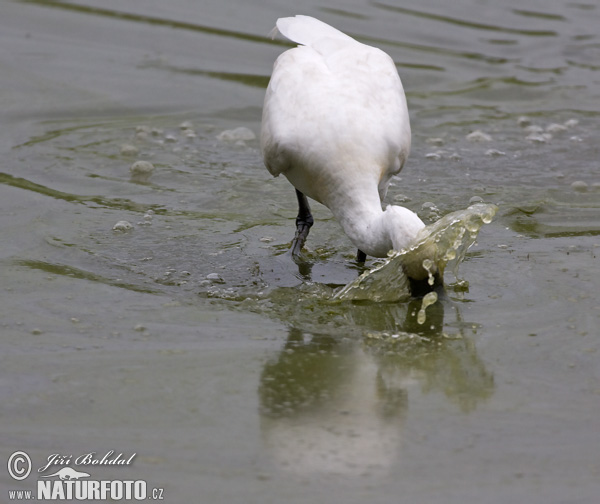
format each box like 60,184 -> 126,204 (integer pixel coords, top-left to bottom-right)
261,15 -> 424,259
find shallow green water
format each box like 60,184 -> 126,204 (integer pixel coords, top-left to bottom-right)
1,1 -> 599,503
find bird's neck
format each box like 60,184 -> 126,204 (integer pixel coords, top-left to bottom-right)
328,184 -> 424,258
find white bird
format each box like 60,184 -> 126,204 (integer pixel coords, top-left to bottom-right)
261,16 -> 436,288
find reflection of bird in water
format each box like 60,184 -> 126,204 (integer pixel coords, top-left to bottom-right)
258,301 -> 495,476
261,16 -> 438,292
259,329 -> 407,477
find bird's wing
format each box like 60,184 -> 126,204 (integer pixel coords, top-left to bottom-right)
261,17 -> 410,200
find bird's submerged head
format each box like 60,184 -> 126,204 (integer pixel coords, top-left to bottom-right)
385,205 -> 439,283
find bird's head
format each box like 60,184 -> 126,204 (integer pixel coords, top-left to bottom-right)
386,205 -> 439,283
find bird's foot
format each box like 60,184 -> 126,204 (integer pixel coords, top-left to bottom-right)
290,215 -> 313,259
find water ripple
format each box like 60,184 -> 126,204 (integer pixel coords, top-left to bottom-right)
371,2 -> 558,37
17,0 -> 290,46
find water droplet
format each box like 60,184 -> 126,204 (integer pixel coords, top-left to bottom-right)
417,292 -> 438,325
466,218 -> 481,233
444,249 -> 456,261
422,258 -> 436,286
482,210 -> 495,224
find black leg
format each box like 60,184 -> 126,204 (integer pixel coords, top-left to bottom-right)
290,189 -> 313,257
356,249 -> 367,263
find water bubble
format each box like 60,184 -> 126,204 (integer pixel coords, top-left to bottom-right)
426,137 -> 445,146
564,119 -> 579,129
485,149 -> 505,157
517,116 -> 532,127
466,130 -> 492,142
393,194 -> 410,203
217,127 -> 256,142
469,196 -> 484,204
120,144 -> 139,156
571,180 -> 588,193
112,220 -> 133,232
164,134 -> 177,143
525,125 -> 544,134
546,123 -> 567,134
130,160 -> 155,182
526,133 -> 552,143
206,273 -> 225,284
425,152 -> 442,160
179,120 -> 194,130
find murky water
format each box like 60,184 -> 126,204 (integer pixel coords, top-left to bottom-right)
1,0 -> 599,503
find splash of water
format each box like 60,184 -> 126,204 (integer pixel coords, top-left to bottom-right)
334,203 -> 498,302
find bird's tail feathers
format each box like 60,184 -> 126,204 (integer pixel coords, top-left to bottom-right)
273,15 -> 355,47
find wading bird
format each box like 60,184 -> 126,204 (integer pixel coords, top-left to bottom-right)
261,16 -> 438,293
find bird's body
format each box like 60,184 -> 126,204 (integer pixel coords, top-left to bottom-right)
261,16 -> 430,279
